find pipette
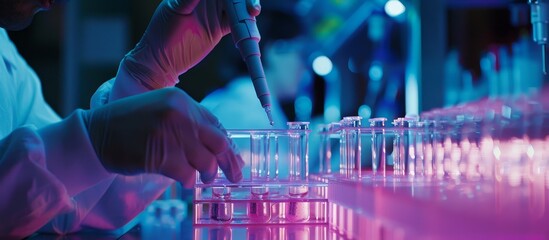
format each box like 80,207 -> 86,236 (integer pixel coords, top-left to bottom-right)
224,0 -> 274,125
529,0 -> 549,74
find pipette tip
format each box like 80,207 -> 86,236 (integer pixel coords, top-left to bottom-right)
264,106 -> 274,126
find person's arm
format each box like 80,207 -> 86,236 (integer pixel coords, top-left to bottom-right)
0,28 -> 61,134
91,0 -> 262,105
2,29 -> 240,237
4,0 -> 261,234
74,174 -> 174,231
0,29 -> 116,238
80,0 -> 263,231
82,0 -> 261,220
38,88 -> 244,234
0,127 -> 73,239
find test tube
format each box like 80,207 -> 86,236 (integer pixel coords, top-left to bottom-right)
250,133 -> 270,180
250,132 -> 270,197
432,120 -> 445,178
341,116 -> 362,179
210,186 -> 233,222
287,122 -> 311,222
401,118 -> 418,176
369,118 -> 387,177
414,121 -> 425,176
318,124 -> 332,174
392,118 -> 403,176
461,115 -> 483,179
338,122 -> 347,176
248,201 -> 271,223
286,201 -> 311,223
210,202 -> 233,222
274,135 -> 279,180
449,117 -> 463,178
287,185 -> 311,222
422,120 -> 436,176
288,122 -> 310,181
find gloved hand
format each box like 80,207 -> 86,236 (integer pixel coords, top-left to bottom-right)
86,88 -> 244,187
108,0 -> 262,102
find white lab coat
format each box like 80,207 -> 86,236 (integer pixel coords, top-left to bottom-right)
0,28 -> 172,239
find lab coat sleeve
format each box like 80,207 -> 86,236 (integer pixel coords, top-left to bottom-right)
77,174 -> 174,231
5,30 -> 61,128
33,110 -> 116,234
37,111 -> 173,234
1,29 -> 172,236
0,127 -> 73,239
14,61 -> 61,128
37,110 -> 171,234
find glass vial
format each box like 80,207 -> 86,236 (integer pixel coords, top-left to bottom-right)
414,121 -> 425,176
287,185 -> 310,222
369,118 -> 387,177
248,201 -> 271,223
402,118 -> 418,176
210,186 -> 233,222
210,202 -> 233,222
250,132 -> 270,197
393,118 -> 404,176
318,124 -> 332,174
250,133 -> 270,181
341,116 -> 362,179
288,122 -> 310,181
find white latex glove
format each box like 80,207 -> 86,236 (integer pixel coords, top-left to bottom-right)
86,88 -> 244,187
0,127 -> 73,239
108,0 -> 262,102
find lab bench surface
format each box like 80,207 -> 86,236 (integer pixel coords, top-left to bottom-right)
28,171 -> 549,240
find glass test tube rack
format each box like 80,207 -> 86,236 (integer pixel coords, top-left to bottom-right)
318,109 -> 549,181
194,122 -> 328,225
318,98 -> 549,238
317,116 -> 398,179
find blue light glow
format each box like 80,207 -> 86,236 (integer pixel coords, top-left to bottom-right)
312,56 -> 333,76
405,73 -> 419,116
324,106 -> 341,123
369,62 -> 383,81
384,0 -> 406,18
358,105 -> 372,119
295,96 -> 313,120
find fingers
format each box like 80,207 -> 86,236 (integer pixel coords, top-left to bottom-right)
197,109 -> 244,183
160,139 -> 218,185
187,144 -> 219,184
198,123 -> 244,183
166,0 -> 200,15
170,0 -> 261,17
216,145 -> 244,183
246,0 -> 261,17
163,166 -> 197,188
180,171 -> 197,189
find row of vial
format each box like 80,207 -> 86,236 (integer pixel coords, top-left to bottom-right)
199,123 -> 321,224
318,116 -> 390,178
251,121 -> 310,181
205,121 -> 311,185
319,95 -> 549,183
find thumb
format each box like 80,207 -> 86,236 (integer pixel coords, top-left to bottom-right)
166,0 -> 201,15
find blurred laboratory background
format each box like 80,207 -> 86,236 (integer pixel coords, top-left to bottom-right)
7,0 -> 546,124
